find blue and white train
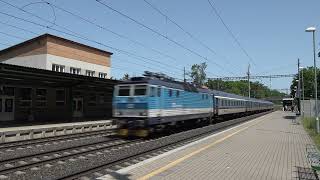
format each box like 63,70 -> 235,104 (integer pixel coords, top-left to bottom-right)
113,73 -> 273,137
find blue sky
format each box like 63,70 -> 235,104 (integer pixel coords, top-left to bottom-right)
0,0 -> 319,92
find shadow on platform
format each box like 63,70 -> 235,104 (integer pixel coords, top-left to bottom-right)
283,115 -> 296,120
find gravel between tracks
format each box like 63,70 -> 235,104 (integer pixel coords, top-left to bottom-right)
5,111 -> 270,180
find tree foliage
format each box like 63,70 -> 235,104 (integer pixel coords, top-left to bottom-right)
188,63 -> 286,104
206,79 -> 286,101
290,66 -> 320,99
121,73 -> 130,80
189,62 -> 207,86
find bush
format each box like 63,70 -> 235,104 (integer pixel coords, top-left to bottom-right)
303,117 -> 320,150
303,117 -> 316,130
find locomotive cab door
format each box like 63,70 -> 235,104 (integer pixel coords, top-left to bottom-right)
157,86 -> 163,117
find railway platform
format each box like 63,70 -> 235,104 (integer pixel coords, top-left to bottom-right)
0,119 -> 115,143
100,111 -> 316,180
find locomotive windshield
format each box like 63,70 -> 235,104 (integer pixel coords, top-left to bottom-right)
118,86 -> 130,96
134,85 -> 147,96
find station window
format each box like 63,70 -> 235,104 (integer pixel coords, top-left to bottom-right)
85,70 -> 95,77
168,89 -> 172,97
36,88 -> 47,107
20,88 -> 32,107
3,87 -> 14,96
98,72 -> 108,79
56,89 -> 65,106
70,67 -> 81,75
52,64 -> 65,73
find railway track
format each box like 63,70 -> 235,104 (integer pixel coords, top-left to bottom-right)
0,138 -> 144,177
0,111 -> 271,180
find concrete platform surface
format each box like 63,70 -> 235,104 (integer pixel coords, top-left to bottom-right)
0,119 -> 113,133
99,111 -> 314,180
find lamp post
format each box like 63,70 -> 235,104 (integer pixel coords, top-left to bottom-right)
299,66 -> 305,116
306,26 -> 319,133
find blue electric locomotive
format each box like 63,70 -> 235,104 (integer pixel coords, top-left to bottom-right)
113,72 -> 273,137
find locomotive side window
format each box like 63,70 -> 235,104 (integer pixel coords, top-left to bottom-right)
157,87 -> 161,97
134,85 -> 147,96
118,86 -> 130,96
169,89 -> 172,97
150,86 -> 156,97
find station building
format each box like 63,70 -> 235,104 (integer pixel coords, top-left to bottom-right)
0,34 -> 117,122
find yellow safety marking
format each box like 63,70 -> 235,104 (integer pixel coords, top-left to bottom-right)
137,118 -> 265,180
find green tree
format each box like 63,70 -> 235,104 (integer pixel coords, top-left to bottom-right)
121,73 -> 130,80
189,62 -> 207,86
290,66 -> 320,99
206,79 -> 286,104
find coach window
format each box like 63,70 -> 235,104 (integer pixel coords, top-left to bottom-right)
176,90 -> 180,97
118,86 -> 130,96
206,94 -> 208,99
134,85 -> 147,96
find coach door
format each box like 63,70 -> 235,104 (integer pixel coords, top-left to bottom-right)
72,98 -> 83,118
0,96 -> 15,121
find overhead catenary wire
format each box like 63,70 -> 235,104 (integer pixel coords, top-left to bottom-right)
40,0 -> 186,72
142,0 -> 239,75
41,0 -> 221,78
206,0 -> 257,66
0,26 -> 179,78
0,12 -> 186,79
95,0 -> 232,76
0,0 -> 186,78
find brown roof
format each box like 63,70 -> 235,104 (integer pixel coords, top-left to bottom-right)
0,33 -> 113,56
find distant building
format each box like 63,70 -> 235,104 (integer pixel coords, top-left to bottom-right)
0,34 -> 112,78
0,34 -> 115,122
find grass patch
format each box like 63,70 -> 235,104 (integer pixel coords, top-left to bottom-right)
303,117 -> 320,150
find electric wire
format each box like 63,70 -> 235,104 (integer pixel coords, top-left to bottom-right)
40,0 -> 186,72
0,29 -> 177,78
142,0 -> 239,75
0,10 -> 184,78
95,0 -> 232,76
207,0 -> 257,66
0,0 -> 185,78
